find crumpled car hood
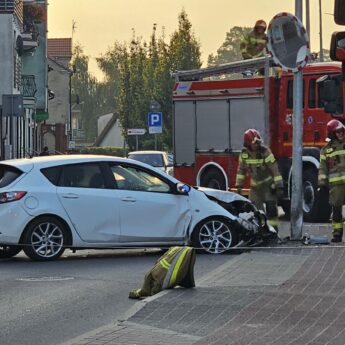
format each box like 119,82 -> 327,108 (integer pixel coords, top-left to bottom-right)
196,187 -> 250,204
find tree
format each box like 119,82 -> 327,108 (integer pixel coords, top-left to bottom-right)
208,26 -> 251,66
94,10 -> 202,151
71,45 -> 100,141
169,9 -> 202,72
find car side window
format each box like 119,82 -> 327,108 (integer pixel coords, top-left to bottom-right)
110,164 -> 170,193
60,163 -> 106,189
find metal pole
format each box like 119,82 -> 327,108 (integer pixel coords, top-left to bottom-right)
136,135 -> 138,151
319,0 -> 324,62
154,134 -> 157,150
69,72 -> 72,142
306,0 -> 310,44
291,0 -> 304,239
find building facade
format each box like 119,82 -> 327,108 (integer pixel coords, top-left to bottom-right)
0,0 -> 48,159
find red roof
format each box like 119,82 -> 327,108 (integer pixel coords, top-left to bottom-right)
48,38 -> 72,59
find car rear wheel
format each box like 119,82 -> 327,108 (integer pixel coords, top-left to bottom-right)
192,217 -> 238,254
22,217 -> 67,261
0,245 -> 21,258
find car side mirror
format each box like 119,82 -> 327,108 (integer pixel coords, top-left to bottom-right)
176,183 -> 191,195
166,162 -> 173,168
330,32 -> 345,62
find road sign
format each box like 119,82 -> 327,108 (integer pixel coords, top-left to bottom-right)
148,112 -> 162,134
127,128 -> 146,135
68,140 -> 76,149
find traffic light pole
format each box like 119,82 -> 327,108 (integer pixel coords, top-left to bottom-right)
291,0 -> 304,239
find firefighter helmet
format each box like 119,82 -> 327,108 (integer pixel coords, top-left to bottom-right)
244,129 -> 262,147
254,20 -> 267,30
327,119 -> 345,138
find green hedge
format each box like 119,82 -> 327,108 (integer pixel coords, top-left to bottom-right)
80,146 -> 125,157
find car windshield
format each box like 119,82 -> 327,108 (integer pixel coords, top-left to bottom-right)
128,153 -> 164,167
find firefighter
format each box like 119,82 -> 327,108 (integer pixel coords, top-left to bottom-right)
129,246 -> 196,299
318,119 -> 345,242
235,129 -> 283,230
240,20 -> 267,60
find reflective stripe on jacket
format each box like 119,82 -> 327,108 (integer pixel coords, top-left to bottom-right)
240,31 -> 267,59
235,145 -> 283,189
128,246 -> 196,299
319,140 -> 345,187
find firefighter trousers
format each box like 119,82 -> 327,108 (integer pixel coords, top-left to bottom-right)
329,184 -> 345,238
249,184 -> 279,230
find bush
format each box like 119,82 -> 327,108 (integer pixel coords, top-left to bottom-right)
80,146 -> 124,157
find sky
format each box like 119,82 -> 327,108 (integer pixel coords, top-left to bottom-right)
48,0 -> 343,80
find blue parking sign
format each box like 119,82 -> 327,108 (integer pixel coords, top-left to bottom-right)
148,112 -> 162,134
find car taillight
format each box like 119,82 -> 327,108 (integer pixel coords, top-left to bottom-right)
0,191 -> 27,203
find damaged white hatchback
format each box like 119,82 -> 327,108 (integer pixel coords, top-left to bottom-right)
0,155 -> 276,261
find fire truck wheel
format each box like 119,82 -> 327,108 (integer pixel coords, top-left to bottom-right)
200,169 -> 226,190
192,217 -> 238,254
303,169 -> 331,222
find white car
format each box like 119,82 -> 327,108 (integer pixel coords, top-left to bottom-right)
128,151 -> 173,175
0,155 -> 271,261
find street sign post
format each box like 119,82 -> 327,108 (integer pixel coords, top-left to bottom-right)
127,128 -> 146,135
148,112 -> 162,134
148,112 -> 163,150
267,7 -> 309,239
127,128 -> 146,151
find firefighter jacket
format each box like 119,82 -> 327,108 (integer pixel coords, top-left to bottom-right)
319,140 -> 345,187
129,246 -> 196,299
235,145 -> 283,190
240,31 -> 267,60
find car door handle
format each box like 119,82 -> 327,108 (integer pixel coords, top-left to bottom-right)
62,193 -> 79,199
121,197 -> 136,203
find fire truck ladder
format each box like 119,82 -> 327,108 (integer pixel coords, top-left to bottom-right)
173,56 -> 273,81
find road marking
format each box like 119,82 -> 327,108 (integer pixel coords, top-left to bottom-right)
16,276 -> 75,282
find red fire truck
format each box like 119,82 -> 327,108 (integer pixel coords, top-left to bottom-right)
172,57 -> 344,222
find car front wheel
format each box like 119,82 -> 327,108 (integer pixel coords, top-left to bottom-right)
22,217 -> 67,261
192,217 -> 238,254
0,245 -> 22,258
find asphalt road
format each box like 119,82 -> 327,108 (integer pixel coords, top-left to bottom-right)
0,248 -> 237,345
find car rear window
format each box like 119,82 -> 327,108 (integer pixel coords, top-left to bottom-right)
128,153 -> 164,167
0,164 -> 23,188
41,166 -> 62,186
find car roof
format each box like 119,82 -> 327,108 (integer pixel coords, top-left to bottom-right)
128,151 -> 166,155
0,155 -> 130,171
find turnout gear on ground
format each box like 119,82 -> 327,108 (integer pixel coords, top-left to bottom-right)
235,134 -> 283,230
129,246 -> 196,299
319,130 -> 345,241
240,22 -> 267,60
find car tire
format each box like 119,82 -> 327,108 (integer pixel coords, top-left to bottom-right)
22,216 -> 68,261
192,217 -> 238,254
201,169 -> 226,190
0,245 -> 21,259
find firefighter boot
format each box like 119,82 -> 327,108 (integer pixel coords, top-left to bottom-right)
331,207 -> 343,243
331,230 -> 343,243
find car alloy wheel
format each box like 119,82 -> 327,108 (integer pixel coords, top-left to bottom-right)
23,217 -> 67,261
194,218 -> 237,254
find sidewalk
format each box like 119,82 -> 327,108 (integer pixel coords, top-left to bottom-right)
60,222 -> 345,345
